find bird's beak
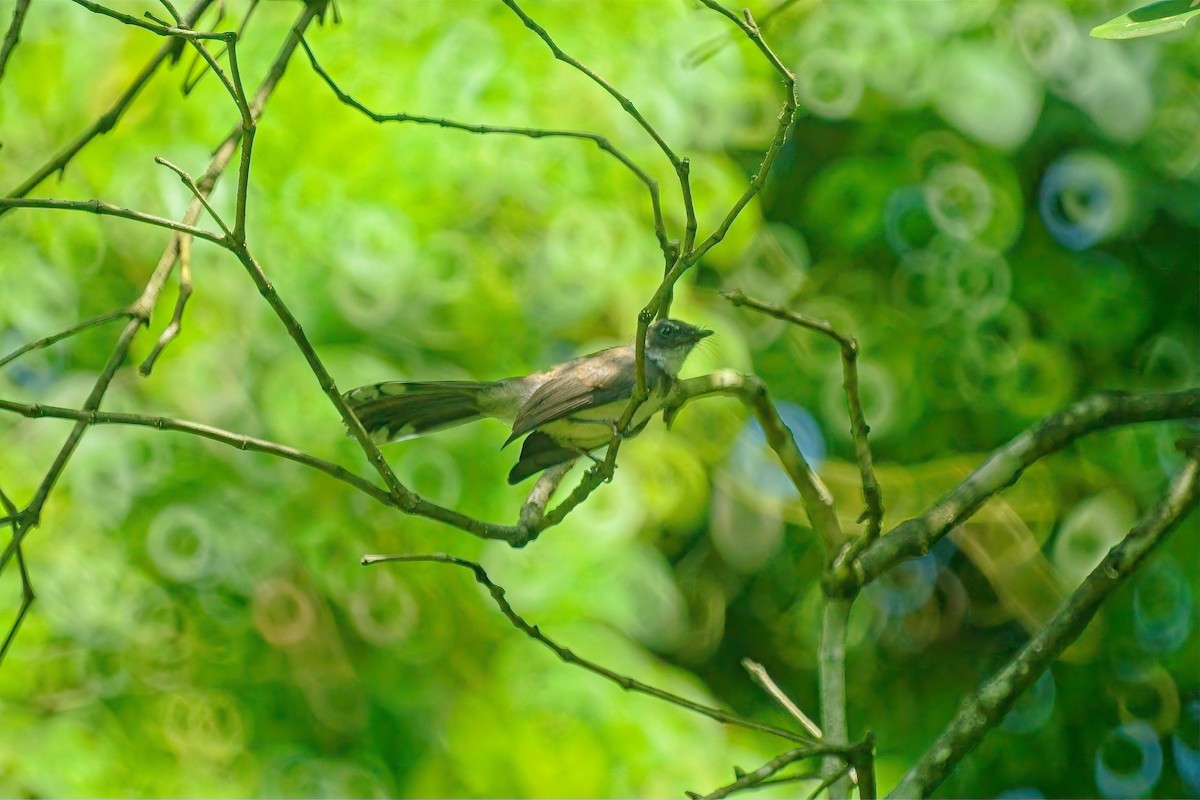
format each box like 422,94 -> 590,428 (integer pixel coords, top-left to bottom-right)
695,328 -> 714,341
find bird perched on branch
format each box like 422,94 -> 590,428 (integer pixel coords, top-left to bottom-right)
343,318 -> 712,484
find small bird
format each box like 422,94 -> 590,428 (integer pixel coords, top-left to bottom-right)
343,319 -> 713,484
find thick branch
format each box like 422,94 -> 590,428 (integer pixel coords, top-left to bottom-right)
819,598 -> 853,798
0,0 -> 31,83
830,388 -> 1200,595
667,370 -> 845,552
889,454 -> 1200,798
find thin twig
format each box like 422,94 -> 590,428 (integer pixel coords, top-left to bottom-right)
891,454 -> 1200,798
363,553 -> 825,746
0,549 -> 33,666
0,0 -> 31,83
0,0 -> 326,598
0,319 -> 145,577
689,2 -> 797,266
139,234 -> 193,375
0,485 -> 33,667
1,0 -> 218,209
743,658 -> 823,738
68,0 -> 227,41
299,37 -> 669,257
685,0 -> 811,67
155,156 -> 233,236
156,0 -> 184,25
227,40 -> 254,241
0,399 -> 394,509
183,0 -> 260,96
854,735 -> 877,800
498,0 -> 682,168
723,289 -> 883,542
698,747 -> 821,799
631,0 -> 799,399
697,1 -> 794,82
0,309 -> 135,370
496,0 -> 697,403
0,197 -> 228,246
139,157 -> 224,374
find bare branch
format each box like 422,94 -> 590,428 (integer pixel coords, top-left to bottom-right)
632,0 -> 799,393
68,0 -> 228,41
138,157 -> 217,376
667,369 -> 845,552
363,552 -> 827,745
0,547 -> 33,667
696,1 -> 794,82
806,763 -> 854,800
299,37 -> 670,257
724,288 -> 884,543
830,388 -> 1200,595
0,0 -> 327,598
890,453 -> 1200,798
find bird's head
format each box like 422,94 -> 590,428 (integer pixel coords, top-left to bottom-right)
644,318 -> 713,377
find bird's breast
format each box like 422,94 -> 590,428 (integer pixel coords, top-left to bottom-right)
536,387 -> 668,450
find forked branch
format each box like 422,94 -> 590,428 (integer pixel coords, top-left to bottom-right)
891,452 -> 1200,798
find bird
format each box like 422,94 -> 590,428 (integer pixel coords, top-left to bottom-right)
343,318 -> 713,484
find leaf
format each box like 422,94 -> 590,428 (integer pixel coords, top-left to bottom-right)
1090,0 -> 1200,39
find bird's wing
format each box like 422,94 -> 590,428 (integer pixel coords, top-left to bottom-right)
505,346 -> 636,445
507,432 -> 580,484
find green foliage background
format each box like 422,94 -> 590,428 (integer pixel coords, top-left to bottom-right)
0,1 -> 1197,797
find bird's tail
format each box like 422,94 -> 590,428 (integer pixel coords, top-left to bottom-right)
342,381 -> 495,444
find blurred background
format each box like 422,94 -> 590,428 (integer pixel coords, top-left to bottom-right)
0,0 -> 1197,797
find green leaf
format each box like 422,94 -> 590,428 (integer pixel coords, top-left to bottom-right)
1090,0 -> 1200,39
